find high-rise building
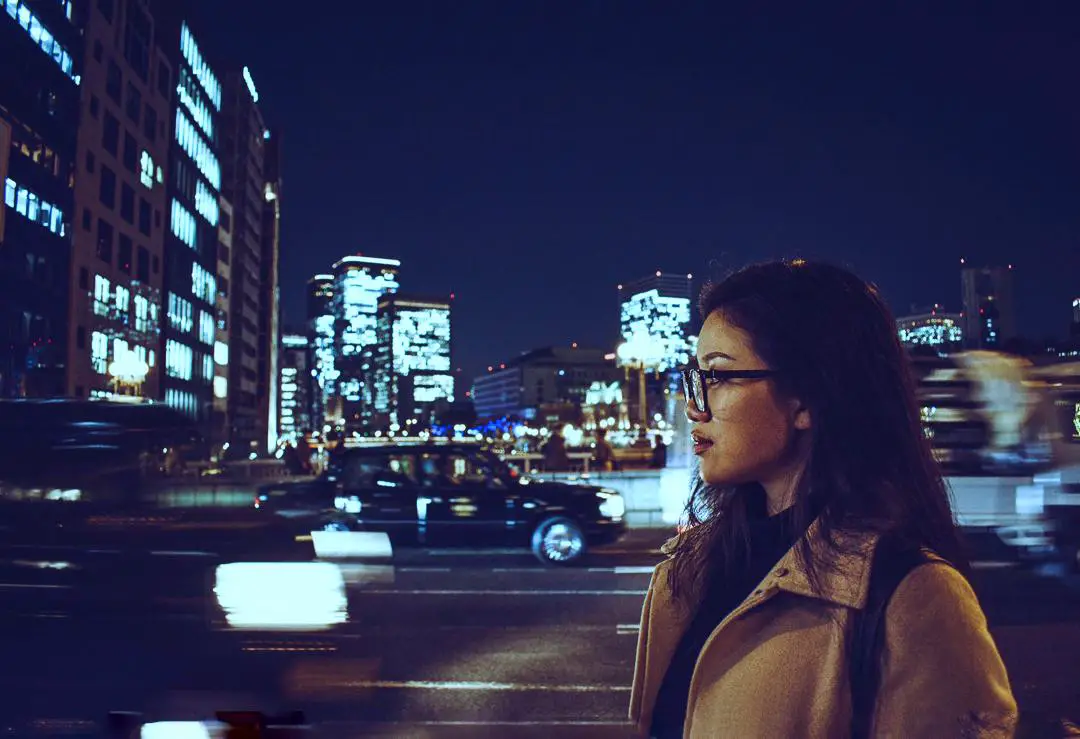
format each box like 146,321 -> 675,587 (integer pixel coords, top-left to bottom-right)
261,126 -> 281,453
331,255 -> 399,429
896,306 -> 963,349
371,294 -> 453,428
279,332 -> 312,444
220,64 -> 276,451
307,273 -> 335,430
1072,298 -> 1080,335
617,271 -> 694,371
158,15 -> 222,424
68,0 -> 171,402
1,1 -> 81,397
960,264 -> 1016,350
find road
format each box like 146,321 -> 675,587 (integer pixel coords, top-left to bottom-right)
0,528 -> 1078,737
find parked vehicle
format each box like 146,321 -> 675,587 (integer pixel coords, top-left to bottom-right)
255,442 -> 627,565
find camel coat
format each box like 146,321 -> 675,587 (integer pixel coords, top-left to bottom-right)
629,524 -> 1017,737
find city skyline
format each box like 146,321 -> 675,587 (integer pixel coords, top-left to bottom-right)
197,1 -> 1078,382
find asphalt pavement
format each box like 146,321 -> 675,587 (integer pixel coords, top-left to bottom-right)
0,527 -> 1078,737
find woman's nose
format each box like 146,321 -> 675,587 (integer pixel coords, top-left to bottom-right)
684,402 -> 710,423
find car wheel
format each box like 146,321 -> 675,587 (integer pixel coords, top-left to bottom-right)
532,517 -> 586,565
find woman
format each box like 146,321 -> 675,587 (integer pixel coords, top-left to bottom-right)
630,260 -> 1016,738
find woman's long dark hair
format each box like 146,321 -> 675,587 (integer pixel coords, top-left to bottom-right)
668,259 -> 969,601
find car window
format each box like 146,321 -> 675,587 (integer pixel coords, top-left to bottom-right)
342,452 -> 417,489
418,451 -> 504,488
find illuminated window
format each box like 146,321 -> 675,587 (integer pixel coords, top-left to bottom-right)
213,375 -> 227,399
134,294 -> 151,333
165,339 -> 193,380
114,284 -> 130,316
90,331 -> 109,374
139,150 -> 155,189
167,292 -> 193,333
4,0 -> 78,83
93,274 -> 110,316
180,22 -> 220,110
174,108 -> 220,190
170,199 -> 197,250
191,262 -> 216,303
194,179 -> 218,226
4,177 -> 65,236
214,340 -> 228,365
198,310 -> 214,345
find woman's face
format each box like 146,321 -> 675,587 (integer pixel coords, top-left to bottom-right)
689,312 -> 811,494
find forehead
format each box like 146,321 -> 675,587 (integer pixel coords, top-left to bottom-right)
696,311 -> 756,362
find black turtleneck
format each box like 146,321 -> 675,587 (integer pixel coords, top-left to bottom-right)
650,501 -> 803,739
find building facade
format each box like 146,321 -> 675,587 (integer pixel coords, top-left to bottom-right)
210,194 -> 232,442
307,273 -> 335,431
471,346 -> 621,423
260,126 -> 281,452
331,255 -> 399,430
617,271 -> 694,372
220,63 -> 274,450
371,294 -> 452,429
69,0 -> 171,402
278,332 -> 312,444
961,265 -> 1016,350
896,306 -> 963,349
1,0 -> 81,397
159,16 -> 222,424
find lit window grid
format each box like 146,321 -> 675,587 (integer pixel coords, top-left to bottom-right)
180,22 -> 220,110
333,267 -> 399,401
171,199 -> 197,250
174,108 -> 220,190
168,292 -> 194,334
177,69 -> 213,140
198,310 -> 214,345
89,332 -> 154,378
191,262 -> 216,304
165,388 -> 198,418
391,307 -> 451,376
898,319 -> 963,346
413,374 -> 454,404
619,290 -> 692,371
139,151 -> 156,189
4,1 -> 77,83
194,179 -> 219,227
165,339 -> 193,380
4,177 -> 66,236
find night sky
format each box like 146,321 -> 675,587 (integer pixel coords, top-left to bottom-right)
199,1 -> 1079,381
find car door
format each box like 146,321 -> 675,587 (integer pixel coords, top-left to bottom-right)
418,450 -> 517,546
339,450 -> 420,546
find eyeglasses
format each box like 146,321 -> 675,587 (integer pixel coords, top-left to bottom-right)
679,366 -> 777,418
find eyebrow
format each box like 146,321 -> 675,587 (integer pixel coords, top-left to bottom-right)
699,351 -> 735,363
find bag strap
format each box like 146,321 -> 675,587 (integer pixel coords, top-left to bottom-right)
848,535 -> 930,739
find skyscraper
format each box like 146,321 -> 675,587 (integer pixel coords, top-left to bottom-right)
1,1 -> 81,397
617,271 -> 694,371
279,332 -> 312,444
331,255 -> 400,429
68,0 -> 171,402
220,64 -> 277,451
159,15 -> 222,423
211,195 -> 233,443
372,294 -> 453,428
261,127 -> 282,453
307,273 -> 335,430
960,264 -> 1016,350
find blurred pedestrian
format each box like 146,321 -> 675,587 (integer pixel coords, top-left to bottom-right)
650,435 -> 668,469
632,260 -> 1016,738
594,429 -> 617,471
542,430 -> 570,472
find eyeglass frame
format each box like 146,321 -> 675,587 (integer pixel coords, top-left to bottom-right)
679,366 -> 777,419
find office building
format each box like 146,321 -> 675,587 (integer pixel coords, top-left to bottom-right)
331,255 -> 399,429
307,273 -> 335,430
1,1 -> 81,397
1072,298 -> 1080,335
960,264 -> 1016,350
371,294 -> 453,428
279,332 -> 312,444
617,271 -> 694,372
220,65 -> 277,451
471,346 -> 621,422
158,16 -> 222,424
261,126 -> 281,452
896,306 -> 963,349
68,0 -> 171,402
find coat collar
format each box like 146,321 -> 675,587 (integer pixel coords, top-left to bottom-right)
659,517 -> 881,610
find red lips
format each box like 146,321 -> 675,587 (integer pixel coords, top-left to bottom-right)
691,431 -> 714,455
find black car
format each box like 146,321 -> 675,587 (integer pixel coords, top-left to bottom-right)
255,442 -> 627,564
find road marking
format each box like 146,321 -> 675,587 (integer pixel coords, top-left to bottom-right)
324,720 -> 634,728
0,583 -> 70,589
614,565 -> 656,575
616,623 -> 640,633
397,567 -> 452,573
150,550 -> 218,557
491,567 -> 544,573
327,679 -> 631,692
358,588 -> 647,596
427,548 -> 523,556
971,561 -> 1020,570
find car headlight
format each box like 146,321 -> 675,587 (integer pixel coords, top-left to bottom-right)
597,491 -> 625,519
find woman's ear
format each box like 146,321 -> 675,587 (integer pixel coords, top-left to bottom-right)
792,402 -> 811,431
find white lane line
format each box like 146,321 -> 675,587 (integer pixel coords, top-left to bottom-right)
491,568 -> 543,573
614,565 -> 656,575
328,679 -> 630,693
427,548 -> 522,556
150,550 -> 218,557
0,583 -> 70,589
358,588 -> 647,596
397,567 -> 452,573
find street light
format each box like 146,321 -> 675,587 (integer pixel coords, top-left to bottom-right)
108,350 -> 150,397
